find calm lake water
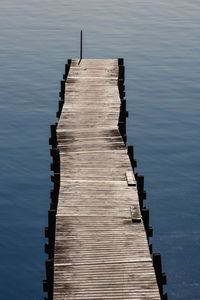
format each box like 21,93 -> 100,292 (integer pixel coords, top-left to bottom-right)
0,0 -> 200,299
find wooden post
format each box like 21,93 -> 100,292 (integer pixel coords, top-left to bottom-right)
51,173 -> 60,201
45,226 -> 49,238
48,209 -> 56,259
148,225 -> 153,238
118,97 -> 127,144
142,208 -> 153,239
127,145 -> 137,170
45,258 -> 54,299
80,30 -> 83,60
56,100 -> 64,118
50,148 -> 60,173
118,58 -> 124,66
68,59 -> 71,65
137,175 -> 146,210
49,124 -> 57,148
149,244 -> 153,254
118,81 -> 125,97
50,189 -> 58,208
153,253 -> 163,295
51,173 -> 60,184
118,120 -> 126,145
153,253 -> 167,300
43,279 -> 48,292
63,63 -> 70,80
142,208 -> 149,235
118,60 -> 125,101
118,65 -> 125,84
50,161 -> 60,173
50,148 -> 59,159
119,89 -> 125,100
59,80 -> 65,100
120,98 -> 126,121
43,258 -> 54,297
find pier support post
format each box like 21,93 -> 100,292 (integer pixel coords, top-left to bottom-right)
43,258 -> 54,300
59,80 -> 65,100
127,145 -> 137,170
137,175 -> 146,210
49,124 -> 58,148
153,253 -> 168,300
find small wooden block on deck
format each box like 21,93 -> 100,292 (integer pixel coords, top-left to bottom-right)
126,170 -> 136,186
130,205 -> 142,223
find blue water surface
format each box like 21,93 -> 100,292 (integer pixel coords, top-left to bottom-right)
0,0 -> 200,299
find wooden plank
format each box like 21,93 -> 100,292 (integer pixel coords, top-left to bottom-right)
126,170 -> 136,186
53,262 -> 160,299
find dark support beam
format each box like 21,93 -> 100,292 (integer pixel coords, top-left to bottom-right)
137,175 -> 146,210
127,145 -> 137,170
118,65 -> 125,84
63,63 -> 70,80
49,124 -> 57,148
56,100 -> 64,118
153,253 -> 168,300
47,209 -> 56,259
59,80 -> 65,100
118,58 -> 124,66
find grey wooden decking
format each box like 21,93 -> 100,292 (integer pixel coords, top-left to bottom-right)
53,59 -> 161,299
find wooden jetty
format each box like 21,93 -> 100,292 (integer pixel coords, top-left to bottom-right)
44,59 -> 167,299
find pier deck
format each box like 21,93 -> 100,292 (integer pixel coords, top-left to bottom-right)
52,59 -> 161,299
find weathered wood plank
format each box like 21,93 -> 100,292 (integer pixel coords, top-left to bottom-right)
53,262 -> 160,299
126,170 -> 136,186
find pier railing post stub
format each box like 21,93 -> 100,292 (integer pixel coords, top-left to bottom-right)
153,253 -> 167,299
118,58 -> 124,66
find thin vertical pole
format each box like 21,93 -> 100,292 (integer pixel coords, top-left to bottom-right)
80,30 -> 83,60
